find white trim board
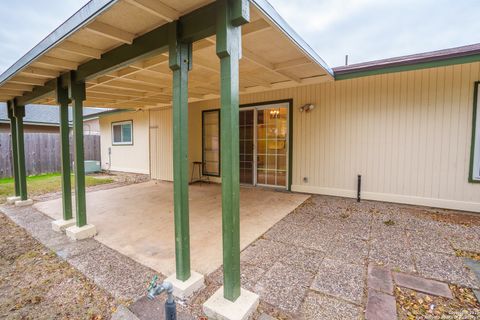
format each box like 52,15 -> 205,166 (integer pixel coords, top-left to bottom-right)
291,185 -> 480,213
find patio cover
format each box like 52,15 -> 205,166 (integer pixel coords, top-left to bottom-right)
0,0 -> 333,109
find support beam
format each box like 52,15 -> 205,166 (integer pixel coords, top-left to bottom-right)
2,83 -> 34,92
85,21 -> 135,44
216,0 -> 243,302
36,56 -> 78,70
16,79 -> 56,106
57,79 -> 73,222
57,41 -> 103,59
204,1 -> 259,317
124,0 -> 180,22
20,67 -> 60,78
12,100 -> 28,201
6,101 -> 20,197
10,76 -> 45,86
169,22 -> 192,282
68,72 -> 88,227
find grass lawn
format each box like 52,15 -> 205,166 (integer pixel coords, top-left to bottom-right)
0,173 -> 114,204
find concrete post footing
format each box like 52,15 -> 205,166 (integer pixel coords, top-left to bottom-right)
203,287 -> 259,320
6,196 -> 21,205
165,271 -> 205,300
66,224 -> 97,240
52,219 -> 76,232
15,199 -> 33,207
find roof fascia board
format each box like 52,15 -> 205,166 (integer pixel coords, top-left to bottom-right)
250,0 -> 334,77
335,53 -> 480,80
0,0 -> 119,86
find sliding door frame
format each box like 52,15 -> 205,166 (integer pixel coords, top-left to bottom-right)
240,99 -> 293,191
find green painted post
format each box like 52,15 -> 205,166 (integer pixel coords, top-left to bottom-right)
6,101 -> 20,197
216,0 -> 249,302
68,72 -> 87,227
12,101 -> 27,201
169,22 -> 192,281
57,79 -> 73,221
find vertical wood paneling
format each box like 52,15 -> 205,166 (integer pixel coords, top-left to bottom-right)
150,108 -> 173,181
146,63 -> 480,211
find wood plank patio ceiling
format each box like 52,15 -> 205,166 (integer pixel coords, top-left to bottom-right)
0,0 -> 333,109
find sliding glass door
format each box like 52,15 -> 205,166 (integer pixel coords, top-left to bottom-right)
239,102 -> 289,188
256,106 -> 288,187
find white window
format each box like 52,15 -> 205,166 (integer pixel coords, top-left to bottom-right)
471,82 -> 480,182
112,120 -> 133,145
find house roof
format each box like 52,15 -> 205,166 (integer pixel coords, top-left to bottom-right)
0,0 -> 334,110
0,103 -> 105,126
334,43 -> 480,80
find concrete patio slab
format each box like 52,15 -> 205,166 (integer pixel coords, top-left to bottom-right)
300,291 -> 362,320
311,258 -> 366,304
34,181 -> 308,276
414,251 -> 479,288
254,261 -> 315,313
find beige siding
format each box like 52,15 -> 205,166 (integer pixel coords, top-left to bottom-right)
99,110 -> 150,174
147,62 -> 480,212
149,108 -> 173,181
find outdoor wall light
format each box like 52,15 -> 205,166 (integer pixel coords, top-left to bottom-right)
299,103 -> 315,112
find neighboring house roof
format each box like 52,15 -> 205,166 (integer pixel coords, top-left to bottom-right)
334,43 -> 480,79
0,103 -> 105,126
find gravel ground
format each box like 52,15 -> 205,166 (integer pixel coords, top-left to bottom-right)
2,191 -> 480,320
204,195 -> 480,319
0,212 -> 117,320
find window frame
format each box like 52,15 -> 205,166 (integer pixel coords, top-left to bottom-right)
111,120 -> 133,146
469,81 -> 480,183
202,109 -> 221,177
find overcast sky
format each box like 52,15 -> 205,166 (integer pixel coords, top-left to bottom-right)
0,0 -> 479,73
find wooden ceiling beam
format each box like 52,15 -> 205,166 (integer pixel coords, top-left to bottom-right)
57,41 -> 103,59
273,57 -> 312,70
242,48 -> 301,83
1,83 -> 34,92
124,0 -> 180,22
123,73 -> 171,87
87,91 -> 138,101
0,95 -> 14,101
20,67 -> 60,79
85,21 -> 135,44
98,80 -> 163,93
88,86 -> 149,97
9,76 -> 46,86
35,56 -> 78,70
0,89 -> 22,96
242,19 -> 271,37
